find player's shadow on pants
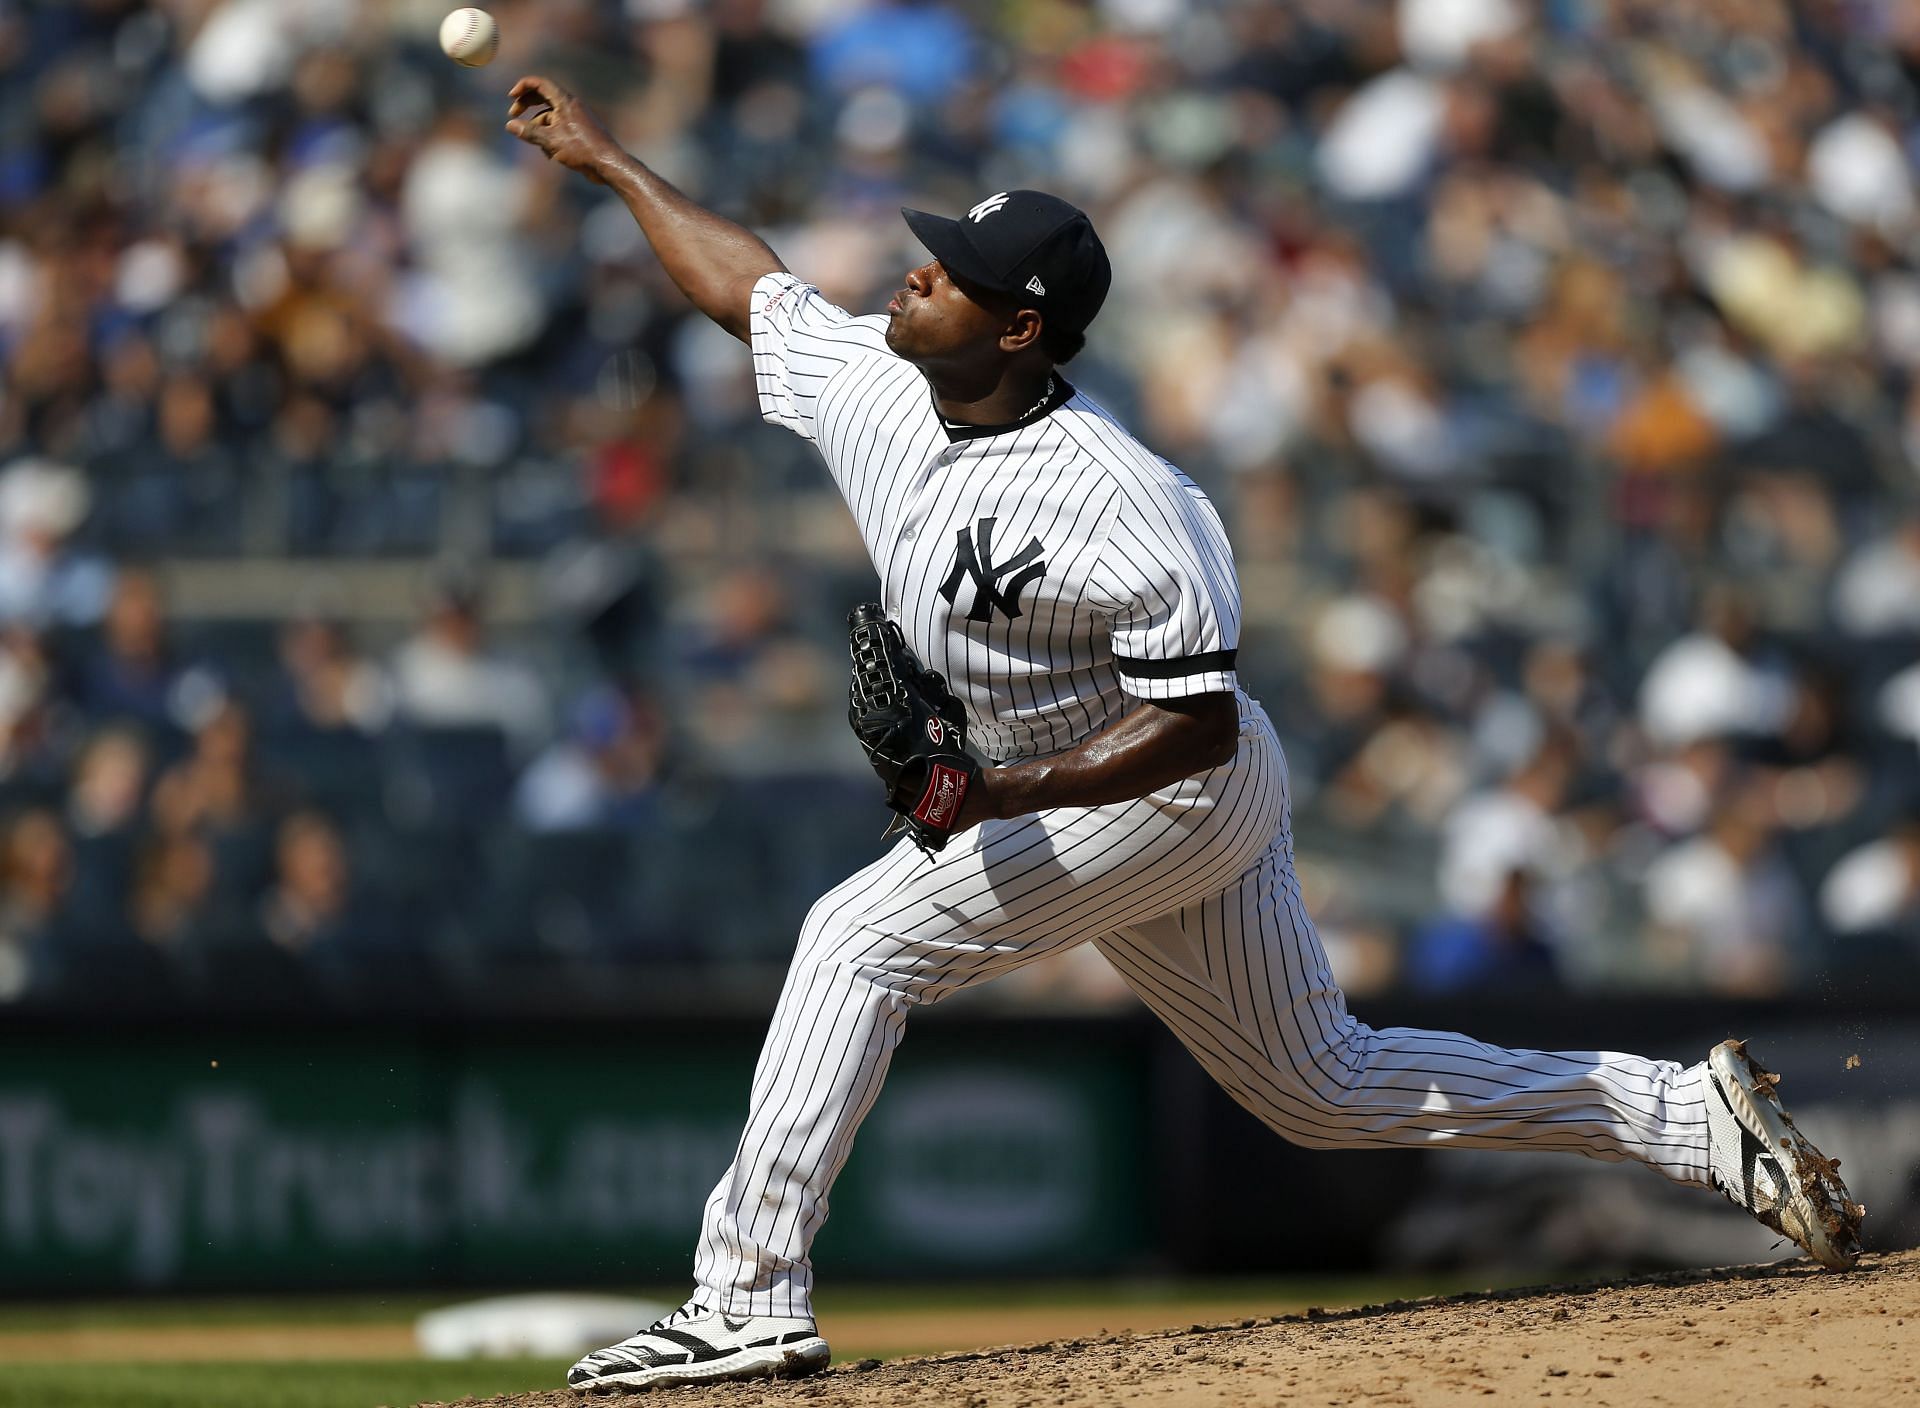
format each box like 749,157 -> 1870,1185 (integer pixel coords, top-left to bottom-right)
926,815 -> 1083,948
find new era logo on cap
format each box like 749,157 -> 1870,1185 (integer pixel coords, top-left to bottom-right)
1026,275 -> 1046,296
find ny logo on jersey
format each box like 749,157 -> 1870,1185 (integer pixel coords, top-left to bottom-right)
967,192 -> 1011,223
939,517 -> 1046,622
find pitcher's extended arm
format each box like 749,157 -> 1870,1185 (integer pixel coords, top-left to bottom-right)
505,75 -> 783,342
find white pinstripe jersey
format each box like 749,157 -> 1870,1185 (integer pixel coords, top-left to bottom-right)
751,272 -> 1243,764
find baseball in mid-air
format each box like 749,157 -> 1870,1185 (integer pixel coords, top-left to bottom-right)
439,7 -> 499,66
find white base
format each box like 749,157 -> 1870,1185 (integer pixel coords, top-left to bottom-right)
416,1294 -> 674,1360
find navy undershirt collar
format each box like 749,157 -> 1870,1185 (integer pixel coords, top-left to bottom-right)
932,376 -> 1075,443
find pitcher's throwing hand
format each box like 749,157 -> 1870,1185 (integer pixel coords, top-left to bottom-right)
503,75 -> 617,184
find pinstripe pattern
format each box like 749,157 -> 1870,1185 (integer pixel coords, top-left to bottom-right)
688,712 -> 1712,1318
682,272 -> 1716,1320
750,272 -> 1240,762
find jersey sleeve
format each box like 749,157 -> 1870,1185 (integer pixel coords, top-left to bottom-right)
1093,480 -> 1242,699
749,271 -> 893,443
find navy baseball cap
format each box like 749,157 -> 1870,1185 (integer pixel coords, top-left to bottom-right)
901,190 -> 1112,339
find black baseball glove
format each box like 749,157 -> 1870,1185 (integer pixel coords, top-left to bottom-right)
847,603 -> 981,855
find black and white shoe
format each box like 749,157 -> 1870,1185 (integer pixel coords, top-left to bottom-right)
1704,1039 -> 1864,1270
566,1300 -> 830,1393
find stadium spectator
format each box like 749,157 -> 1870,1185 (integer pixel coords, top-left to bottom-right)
0,458 -> 111,627
149,698 -> 295,914
1820,820 -> 1920,939
63,725 -> 150,937
1277,594 -> 1407,808
1632,737 -> 1733,841
672,565 -> 839,772
1873,660 -> 1920,756
0,624 -> 61,785
1407,868 -> 1559,995
1437,735 -> 1581,931
269,616 -> 394,736
515,684 -> 666,832
75,569 -> 208,733
259,809 -> 354,953
391,574 -> 550,753
66,727 -> 149,840
111,373 -> 244,554
1642,776 -> 1800,995
1832,513 -> 1920,638
0,808 -> 71,1000
129,832 -> 218,950
150,700 -> 286,842
1638,588 -> 1796,750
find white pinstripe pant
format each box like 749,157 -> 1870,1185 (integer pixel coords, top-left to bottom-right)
692,700 -> 1711,1317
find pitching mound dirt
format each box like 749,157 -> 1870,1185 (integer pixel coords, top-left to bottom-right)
421,1248 -> 1920,1408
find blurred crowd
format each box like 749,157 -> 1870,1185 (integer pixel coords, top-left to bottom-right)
4,0 -> 1920,1008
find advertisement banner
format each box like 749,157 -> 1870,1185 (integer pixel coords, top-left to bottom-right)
0,1024 -> 1149,1292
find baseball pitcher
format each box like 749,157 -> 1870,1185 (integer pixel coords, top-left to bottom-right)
504,74 -> 1863,1395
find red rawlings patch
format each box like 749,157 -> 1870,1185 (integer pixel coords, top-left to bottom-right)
912,763 -> 968,830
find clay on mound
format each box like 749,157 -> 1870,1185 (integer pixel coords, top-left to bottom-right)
418,1248 -> 1919,1408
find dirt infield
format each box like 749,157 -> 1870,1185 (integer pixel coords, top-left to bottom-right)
424,1249 -> 1920,1408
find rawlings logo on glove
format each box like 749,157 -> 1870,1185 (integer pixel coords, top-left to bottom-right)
847,604 -> 982,855
913,763 -> 968,829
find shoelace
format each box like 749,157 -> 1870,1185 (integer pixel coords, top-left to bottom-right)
647,1301 -> 710,1333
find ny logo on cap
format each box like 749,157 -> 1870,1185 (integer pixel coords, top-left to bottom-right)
967,192 -> 1011,223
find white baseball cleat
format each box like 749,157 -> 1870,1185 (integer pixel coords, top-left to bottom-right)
566,1300 -> 829,1393
1703,1039 -> 1864,1270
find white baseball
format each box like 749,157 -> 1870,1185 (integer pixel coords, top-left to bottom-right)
439,8 -> 499,67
